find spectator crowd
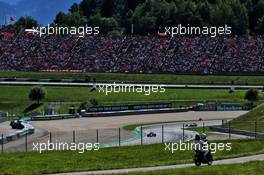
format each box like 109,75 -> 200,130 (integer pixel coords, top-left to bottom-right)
0,30 -> 264,74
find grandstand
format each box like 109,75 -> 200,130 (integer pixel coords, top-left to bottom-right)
0,29 -> 264,74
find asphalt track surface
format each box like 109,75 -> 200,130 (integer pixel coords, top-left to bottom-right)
0,81 -> 264,89
50,154 -> 264,175
105,120 -> 223,147
1,111 -> 246,151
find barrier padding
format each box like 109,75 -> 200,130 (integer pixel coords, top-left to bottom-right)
1,121 -> 35,144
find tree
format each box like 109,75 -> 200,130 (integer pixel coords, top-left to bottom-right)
198,2 -> 212,23
89,13 -> 119,34
255,16 -> 264,34
79,0 -> 97,18
249,0 -> 264,33
230,0 -> 249,34
132,0 -> 173,34
54,12 -> 87,26
29,86 -> 47,104
126,0 -> 144,11
67,12 -> 87,26
101,0 -> 115,17
54,12 -> 68,25
51,0 -> 261,34
210,0 -> 249,34
69,3 -> 80,13
244,89 -> 259,102
15,16 -> 38,29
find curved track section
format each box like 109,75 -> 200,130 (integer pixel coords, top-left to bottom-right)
103,120 -> 223,147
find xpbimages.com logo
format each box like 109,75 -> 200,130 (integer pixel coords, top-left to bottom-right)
25,24 -> 100,37
32,141 -> 100,153
96,82 -> 166,95
161,24 -> 232,38
164,141 -> 232,154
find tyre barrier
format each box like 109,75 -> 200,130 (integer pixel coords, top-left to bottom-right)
1,121 -> 35,144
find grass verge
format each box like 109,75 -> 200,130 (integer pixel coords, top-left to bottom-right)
1,139 -> 264,175
120,161 -> 264,175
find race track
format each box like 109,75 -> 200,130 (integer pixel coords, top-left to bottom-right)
1,111 -> 247,151
104,120 -> 223,147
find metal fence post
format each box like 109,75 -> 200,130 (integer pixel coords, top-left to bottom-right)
229,122 -> 231,139
182,123 -> 185,141
1,134 -> 3,153
96,129 -> 99,143
73,130 -> 76,143
203,122 -> 205,133
162,125 -> 164,143
25,132 -> 28,152
141,126 -> 143,145
49,132 -> 52,149
255,121 -> 257,139
118,128 -> 121,146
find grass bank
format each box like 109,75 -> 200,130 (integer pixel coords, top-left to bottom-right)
227,103 -> 264,133
0,86 -> 249,115
1,139 -> 264,175
121,161 -> 264,175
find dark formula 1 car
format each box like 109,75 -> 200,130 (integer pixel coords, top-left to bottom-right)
10,119 -> 24,129
185,123 -> 198,127
147,132 -> 157,137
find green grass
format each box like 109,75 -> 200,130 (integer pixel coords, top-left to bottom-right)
186,126 -> 213,135
0,86 -> 251,115
228,103 -> 264,133
1,139 -> 264,175
123,124 -> 141,131
121,161 -> 264,175
1,71 -> 264,85
0,86 -> 247,102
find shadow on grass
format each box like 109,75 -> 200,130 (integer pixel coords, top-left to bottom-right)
23,103 -> 43,113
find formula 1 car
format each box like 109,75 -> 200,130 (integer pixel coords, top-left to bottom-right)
147,132 -> 157,137
185,123 -> 198,127
10,119 -> 24,129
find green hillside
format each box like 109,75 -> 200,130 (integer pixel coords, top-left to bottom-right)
229,103 -> 264,132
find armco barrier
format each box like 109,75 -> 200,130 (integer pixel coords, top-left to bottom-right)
82,108 -> 188,117
0,137 -> 7,144
210,127 -> 264,138
1,121 -> 35,144
31,114 -> 79,121
6,134 -> 18,141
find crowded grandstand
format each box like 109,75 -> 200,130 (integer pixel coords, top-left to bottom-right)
0,30 -> 264,74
